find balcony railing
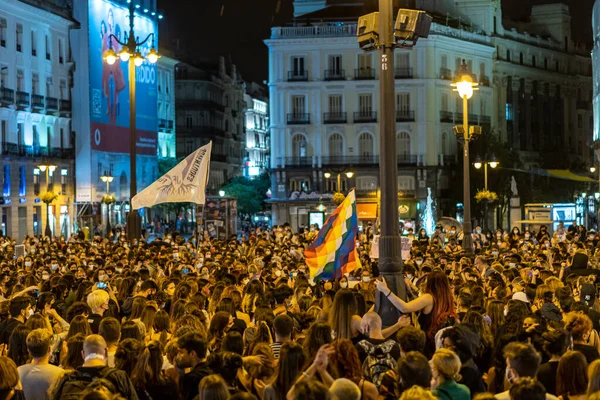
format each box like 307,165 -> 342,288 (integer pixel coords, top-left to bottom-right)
396,110 -> 415,122
277,157 -> 313,168
324,69 -> 345,81
455,112 -> 463,121
287,70 -> 308,81
354,68 -> 375,80
32,94 -> 45,110
440,68 -> 453,80
468,113 -> 479,124
0,88 -> 15,106
323,112 -> 347,124
159,118 -> 168,129
287,113 -> 310,125
440,111 -> 453,122
0,143 -> 73,159
59,100 -> 71,115
395,67 -> 413,79
46,97 -> 58,112
321,155 -> 379,165
441,154 -> 457,165
16,91 -> 30,108
397,154 -> 418,165
354,111 -> 377,123
479,115 -> 491,125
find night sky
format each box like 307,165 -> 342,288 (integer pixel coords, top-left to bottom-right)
157,0 -> 595,83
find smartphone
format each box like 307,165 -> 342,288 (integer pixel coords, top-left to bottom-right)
97,282 -> 108,289
181,268 -> 190,275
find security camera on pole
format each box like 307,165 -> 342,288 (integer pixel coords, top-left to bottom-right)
357,5 -> 431,327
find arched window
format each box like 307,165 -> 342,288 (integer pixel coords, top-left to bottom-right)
292,134 -> 307,159
519,53 -> 524,65
358,132 -> 374,160
329,133 -> 344,158
397,132 -> 411,160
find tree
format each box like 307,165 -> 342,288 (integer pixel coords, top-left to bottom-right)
221,174 -> 270,215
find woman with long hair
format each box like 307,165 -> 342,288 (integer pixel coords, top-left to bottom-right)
588,359 -> 600,395
304,322 -> 333,364
539,329 -> 571,396
61,333 -> 85,371
556,350 -> 588,400
8,325 -> 31,366
140,305 -> 157,340
329,339 -> 378,400
114,338 -> 144,375
246,343 -> 277,398
376,270 -> 457,356
495,299 -> 529,342
242,279 -> 264,317
66,315 -> 92,339
328,289 -> 361,341
462,311 -> 494,374
208,311 -> 232,353
151,310 -> 172,346
198,374 -> 230,400
486,300 -> 505,339
263,342 -> 307,400
130,340 -> 179,399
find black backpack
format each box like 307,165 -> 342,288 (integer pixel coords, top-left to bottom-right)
53,367 -> 119,400
357,340 -> 398,386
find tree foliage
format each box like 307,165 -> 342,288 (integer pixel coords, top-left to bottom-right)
222,174 -> 270,215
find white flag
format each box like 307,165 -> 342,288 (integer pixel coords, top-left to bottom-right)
131,142 -> 212,210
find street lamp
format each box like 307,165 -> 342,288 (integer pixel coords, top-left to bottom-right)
323,170 -> 354,193
219,190 -> 225,197
591,166 -> 600,229
101,171 -> 114,237
38,163 -> 57,237
473,157 -> 499,190
452,59 -> 481,256
103,1 -> 160,242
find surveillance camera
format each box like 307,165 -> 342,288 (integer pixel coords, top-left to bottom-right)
453,126 -> 465,136
394,9 -> 432,44
357,12 -> 380,51
470,126 -> 483,136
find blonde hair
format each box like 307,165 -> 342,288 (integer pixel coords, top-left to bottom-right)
588,359 -> 600,395
544,277 -> 564,293
87,290 -> 110,311
26,328 -> 53,358
432,348 -> 462,382
399,386 -> 437,400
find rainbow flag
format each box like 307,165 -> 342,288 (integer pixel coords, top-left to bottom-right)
304,189 -> 361,280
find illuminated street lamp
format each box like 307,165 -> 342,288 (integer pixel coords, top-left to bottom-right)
219,190 -> 225,197
452,59 -> 481,256
101,172 -> 114,237
38,163 -> 57,237
323,170 -> 354,193
474,157 -> 499,191
103,1 -> 160,242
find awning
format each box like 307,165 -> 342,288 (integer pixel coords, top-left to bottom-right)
357,203 -> 377,219
546,170 -> 596,182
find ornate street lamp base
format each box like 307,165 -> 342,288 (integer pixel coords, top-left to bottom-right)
127,209 -> 142,242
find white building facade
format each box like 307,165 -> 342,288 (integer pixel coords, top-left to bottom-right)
0,0 -> 75,240
267,0 -> 593,230
244,83 -> 269,177
157,55 -> 177,160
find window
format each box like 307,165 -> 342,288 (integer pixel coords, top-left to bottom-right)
519,53 -> 524,65
396,93 -> 410,114
480,98 -> 487,117
16,24 -> 22,52
46,78 -> 52,97
441,55 -> 448,70
45,34 -> 50,60
61,169 -> 67,194
441,93 -> 449,111
32,73 -> 39,95
328,55 -> 342,74
58,39 -> 64,63
291,56 -> 305,75
291,95 -> 305,115
556,60 -> 559,72
0,67 -> 6,87
47,126 -> 52,148
397,132 -> 411,157
60,128 -> 65,149
48,165 -> 55,191
31,31 -> 36,56
59,80 -> 66,99
292,134 -> 307,158
479,62 -> 486,78
441,132 -> 449,155
578,114 -> 583,129
544,58 -> 548,69
3,165 -> 10,197
358,53 -> 372,70
33,168 -> 40,196
17,123 -> 24,147
1,120 -> 6,144
19,166 -> 25,197
357,176 -> 377,191
290,178 -> 309,192
506,104 -> 514,121
328,133 -> 343,157
17,70 -> 24,91
396,52 -> 410,68
0,19 -> 6,47
507,49 -> 511,62
185,116 -> 193,129
397,176 -> 415,191
32,125 -> 39,148
359,94 -> 372,114
358,132 -> 374,158
328,95 -> 342,114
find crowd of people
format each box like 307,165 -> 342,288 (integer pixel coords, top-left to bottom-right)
0,221 -> 600,400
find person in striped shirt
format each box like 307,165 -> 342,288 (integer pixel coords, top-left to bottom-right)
270,314 -> 294,359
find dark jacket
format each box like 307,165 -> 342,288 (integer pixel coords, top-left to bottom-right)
0,318 -> 23,345
52,365 -> 139,400
181,361 -> 212,400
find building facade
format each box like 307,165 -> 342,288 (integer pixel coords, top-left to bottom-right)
157,55 -> 177,160
175,57 -> 246,192
592,0 -> 600,162
0,0 -> 75,240
244,82 -> 269,177
266,0 -> 593,230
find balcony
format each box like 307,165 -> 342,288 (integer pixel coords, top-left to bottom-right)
287,71 -> 308,82
396,110 -> 415,122
440,111 -> 453,122
277,157 -> 312,168
395,67 -> 413,79
59,100 -> 71,116
159,118 -> 168,129
479,115 -> 491,125
1,143 -> 25,156
355,190 -> 378,199
354,68 -> 375,80
397,154 -> 418,165
455,112 -> 463,121
32,94 -> 45,111
440,68 -> 453,80
287,113 -> 310,125
468,113 -> 479,124
323,112 -> 347,124
441,155 -> 457,165
46,97 -> 58,113
321,155 -> 379,165
16,91 -> 30,109
324,69 -> 345,81
0,88 -> 15,106
479,76 -> 491,87
167,120 -> 174,130
354,111 -> 377,123
47,147 -> 74,158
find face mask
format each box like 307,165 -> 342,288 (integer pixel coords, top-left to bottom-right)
476,229 -> 481,234
275,270 -> 282,277
98,274 -> 107,282
407,274 -> 413,280
299,269 -> 306,274
362,276 -> 370,283
492,251 -> 499,256
115,268 -> 123,274
42,274 -> 50,281
525,234 -> 530,238
497,233 -> 502,238
514,230 -> 519,234
27,309 -> 34,319
509,263 -> 516,268
200,273 -> 210,280
340,282 -> 348,289
416,260 -> 423,266
545,243 -> 550,248
173,253 -> 179,260
51,264 -> 58,271
24,261 -> 32,267
504,308 -> 508,317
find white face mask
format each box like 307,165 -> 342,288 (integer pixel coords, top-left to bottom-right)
115,268 -> 123,274
362,276 -> 370,283
27,308 -> 34,319
416,260 -> 423,266
340,282 -> 348,289
51,264 -> 58,271
24,261 -> 32,267
275,270 -> 282,277
42,274 -> 50,281
98,274 -> 107,282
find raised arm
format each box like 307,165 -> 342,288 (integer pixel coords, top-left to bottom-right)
375,278 -> 433,313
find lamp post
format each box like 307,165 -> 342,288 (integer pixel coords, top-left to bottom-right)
324,170 -> 354,194
452,60 -> 480,256
474,158 -> 498,231
38,163 -> 57,237
104,1 -> 160,242
101,171 -> 114,238
591,166 -> 600,229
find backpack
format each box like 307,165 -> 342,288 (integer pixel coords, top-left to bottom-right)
53,367 -> 119,400
357,339 -> 398,386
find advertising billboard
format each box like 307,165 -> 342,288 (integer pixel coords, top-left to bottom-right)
88,0 -> 157,156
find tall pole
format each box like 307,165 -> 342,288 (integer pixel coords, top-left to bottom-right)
462,96 -> 473,254
45,169 -> 51,238
126,2 -> 141,242
375,0 -> 405,327
484,163 -> 488,190
337,173 -> 341,193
